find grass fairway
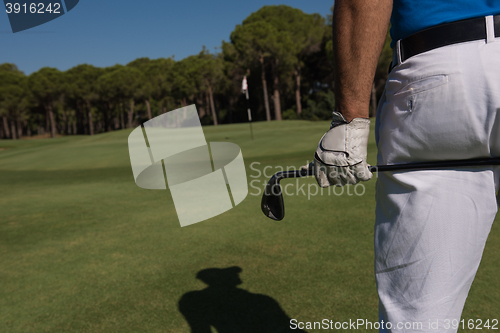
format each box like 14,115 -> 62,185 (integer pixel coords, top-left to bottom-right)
1,120 -> 499,332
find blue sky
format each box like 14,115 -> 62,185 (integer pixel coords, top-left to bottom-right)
1,0 -> 333,75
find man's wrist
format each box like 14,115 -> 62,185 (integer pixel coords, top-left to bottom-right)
335,109 -> 370,122
335,101 -> 370,121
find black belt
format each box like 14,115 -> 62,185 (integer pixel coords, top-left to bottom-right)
390,14 -> 500,72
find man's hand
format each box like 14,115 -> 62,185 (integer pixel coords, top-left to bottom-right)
314,111 -> 372,187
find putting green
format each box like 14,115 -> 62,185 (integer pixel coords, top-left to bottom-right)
1,120 -> 498,332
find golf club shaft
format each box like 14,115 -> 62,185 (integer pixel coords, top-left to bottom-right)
278,157 -> 500,180
370,157 -> 500,172
262,157 -> 500,221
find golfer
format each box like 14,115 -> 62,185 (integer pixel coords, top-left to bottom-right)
313,1 -> 500,332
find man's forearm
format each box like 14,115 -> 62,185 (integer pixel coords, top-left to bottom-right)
333,0 -> 392,121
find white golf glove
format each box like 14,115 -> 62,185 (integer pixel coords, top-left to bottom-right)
313,111 -> 372,187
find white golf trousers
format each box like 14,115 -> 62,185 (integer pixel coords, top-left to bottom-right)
374,24 -> 500,333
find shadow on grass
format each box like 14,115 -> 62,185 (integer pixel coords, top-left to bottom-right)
179,266 -> 307,333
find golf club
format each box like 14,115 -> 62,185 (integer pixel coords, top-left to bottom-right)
261,157 -> 500,221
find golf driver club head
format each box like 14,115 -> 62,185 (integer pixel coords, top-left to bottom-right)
261,166 -> 314,221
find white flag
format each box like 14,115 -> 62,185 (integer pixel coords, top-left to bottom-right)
242,76 -> 248,92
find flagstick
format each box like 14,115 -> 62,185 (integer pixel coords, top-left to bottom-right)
245,89 -> 254,140
242,76 -> 253,140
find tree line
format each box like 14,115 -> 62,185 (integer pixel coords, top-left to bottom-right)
0,5 -> 391,139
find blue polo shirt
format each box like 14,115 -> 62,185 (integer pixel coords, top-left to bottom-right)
390,0 -> 500,47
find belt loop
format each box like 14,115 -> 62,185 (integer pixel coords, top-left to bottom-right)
393,39 -> 402,67
486,15 -> 495,43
